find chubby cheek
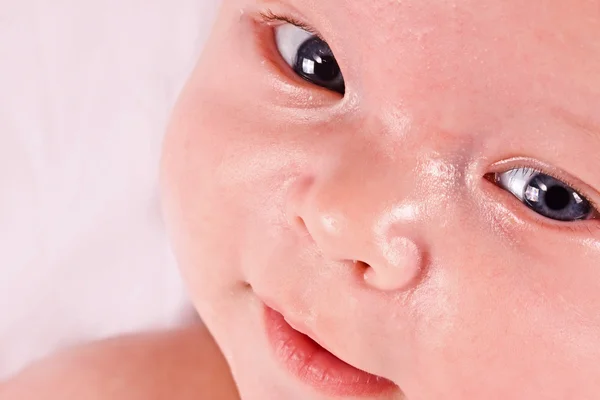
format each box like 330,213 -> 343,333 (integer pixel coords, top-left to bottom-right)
401,222 -> 600,398
161,84 -> 316,309
160,1 -> 338,315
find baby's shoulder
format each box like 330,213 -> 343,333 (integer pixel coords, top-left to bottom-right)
0,325 -> 239,400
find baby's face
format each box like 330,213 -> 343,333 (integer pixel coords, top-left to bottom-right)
161,0 -> 600,398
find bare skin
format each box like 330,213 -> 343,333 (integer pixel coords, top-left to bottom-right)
0,325 -> 239,400
162,0 -> 600,398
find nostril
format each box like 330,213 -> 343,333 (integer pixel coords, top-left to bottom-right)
347,259 -> 371,279
363,237 -> 424,292
288,214 -> 314,239
291,215 -> 308,231
284,175 -> 315,232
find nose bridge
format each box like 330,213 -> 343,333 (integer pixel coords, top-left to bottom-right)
308,155 -> 402,259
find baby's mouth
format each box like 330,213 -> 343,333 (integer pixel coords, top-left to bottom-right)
262,303 -> 399,397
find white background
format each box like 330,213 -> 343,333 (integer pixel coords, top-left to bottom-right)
0,0 -> 220,379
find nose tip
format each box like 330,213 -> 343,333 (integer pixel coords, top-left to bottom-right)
363,236 -> 424,292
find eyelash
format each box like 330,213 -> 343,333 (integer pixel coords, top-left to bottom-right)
258,10 -> 323,41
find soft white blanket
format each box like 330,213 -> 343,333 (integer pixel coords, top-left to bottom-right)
0,0 -> 219,379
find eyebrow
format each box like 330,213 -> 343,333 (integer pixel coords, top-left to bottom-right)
552,106 -> 600,142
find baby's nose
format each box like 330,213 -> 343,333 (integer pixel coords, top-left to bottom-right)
287,155 -> 426,292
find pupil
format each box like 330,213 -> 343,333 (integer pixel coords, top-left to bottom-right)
310,55 -> 339,80
545,185 -> 571,211
296,37 -> 341,82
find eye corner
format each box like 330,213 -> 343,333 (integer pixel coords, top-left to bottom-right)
483,172 -> 498,185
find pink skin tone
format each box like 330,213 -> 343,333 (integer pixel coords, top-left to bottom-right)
161,0 -> 600,399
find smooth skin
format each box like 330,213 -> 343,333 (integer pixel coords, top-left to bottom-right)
162,0 -> 600,399
5,0 -> 600,399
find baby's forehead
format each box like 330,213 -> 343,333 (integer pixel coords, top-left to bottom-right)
262,0 -> 600,37
251,0 -> 600,105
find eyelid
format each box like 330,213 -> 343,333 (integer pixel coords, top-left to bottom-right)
258,9 -> 325,42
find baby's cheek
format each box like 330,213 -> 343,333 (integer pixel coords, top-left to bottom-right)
162,84 -> 312,295
354,200 -> 600,397
411,245 -> 600,398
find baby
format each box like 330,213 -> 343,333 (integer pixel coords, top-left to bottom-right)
4,0 -> 600,398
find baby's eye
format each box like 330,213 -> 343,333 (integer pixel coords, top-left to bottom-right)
494,167 -> 594,222
274,23 -> 345,95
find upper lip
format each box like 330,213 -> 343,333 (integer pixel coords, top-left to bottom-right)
260,295 -> 323,346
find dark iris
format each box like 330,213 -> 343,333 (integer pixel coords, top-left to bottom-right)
293,36 -> 345,95
524,173 -> 592,221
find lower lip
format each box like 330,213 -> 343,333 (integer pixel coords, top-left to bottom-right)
263,306 -> 397,397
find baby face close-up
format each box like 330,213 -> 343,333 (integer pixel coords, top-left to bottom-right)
161,0 -> 600,398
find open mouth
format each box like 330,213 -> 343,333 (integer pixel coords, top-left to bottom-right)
263,305 -> 397,397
